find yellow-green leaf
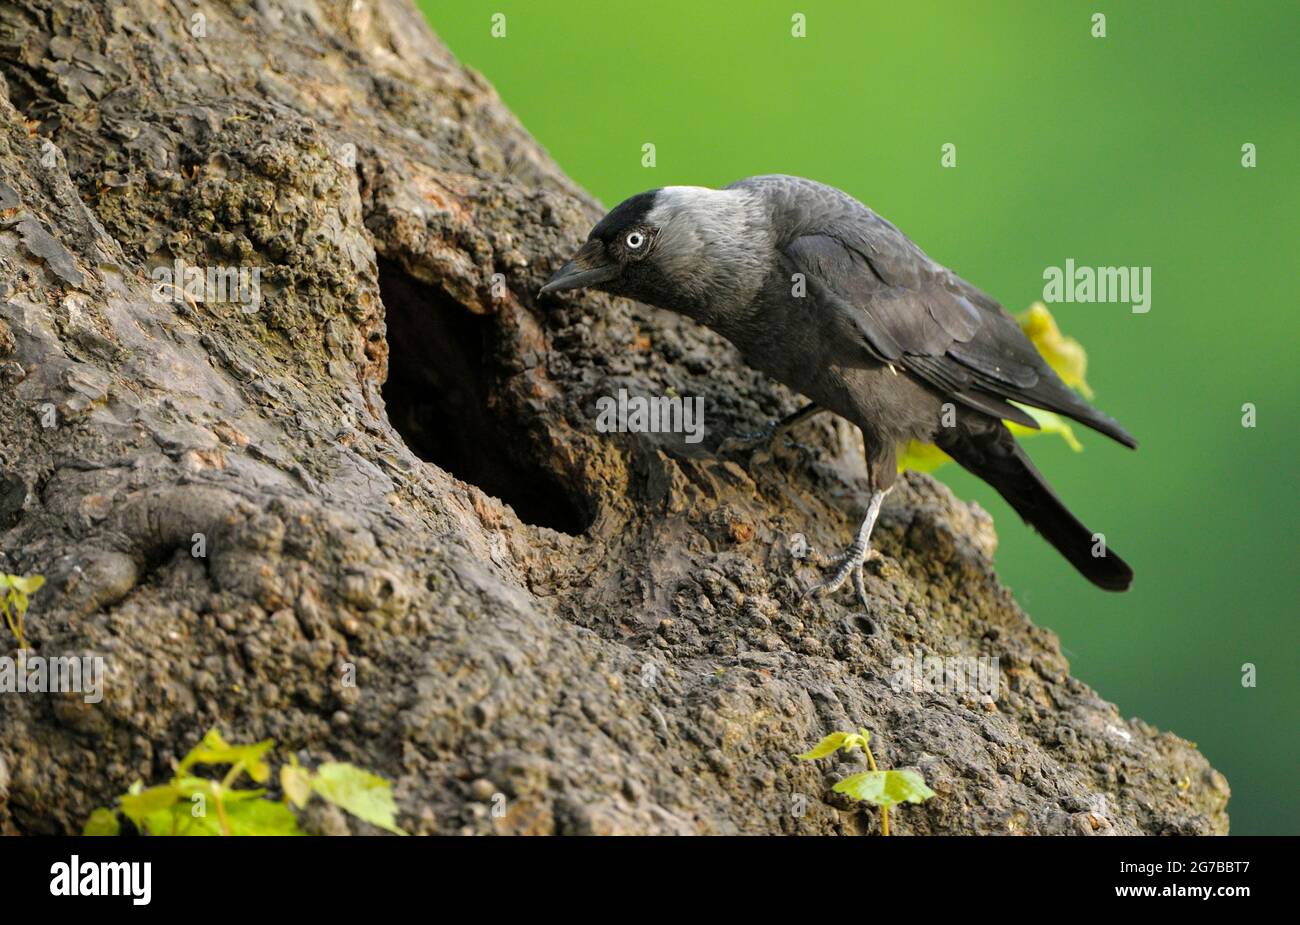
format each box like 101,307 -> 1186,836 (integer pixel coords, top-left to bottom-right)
141,804 -> 219,836
1017,302 -> 1094,397
119,783 -> 181,827
223,798 -> 302,835
174,776 -> 267,804
1009,406 -> 1083,452
140,797 -> 299,836
177,729 -> 275,783
797,730 -> 869,761
884,769 -> 936,804
7,574 -> 45,594
897,441 -> 953,473
834,769 -> 936,807
311,762 -> 407,834
281,761 -> 314,809
83,808 -> 120,836
833,771 -> 883,803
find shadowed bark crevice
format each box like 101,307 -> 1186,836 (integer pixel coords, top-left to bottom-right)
377,257 -> 592,534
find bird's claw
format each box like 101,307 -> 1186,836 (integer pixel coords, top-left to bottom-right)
804,545 -> 882,610
718,405 -> 823,461
717,420 -> 781,458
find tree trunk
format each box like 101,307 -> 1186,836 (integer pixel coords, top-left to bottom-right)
0,0 -> 1227,835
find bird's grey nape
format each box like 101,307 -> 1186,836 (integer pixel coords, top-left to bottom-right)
644,186 -> 771,314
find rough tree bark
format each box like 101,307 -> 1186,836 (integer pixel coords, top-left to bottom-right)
0,0 -> 1228,835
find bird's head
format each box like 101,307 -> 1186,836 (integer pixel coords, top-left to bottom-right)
540,186 -> 767,317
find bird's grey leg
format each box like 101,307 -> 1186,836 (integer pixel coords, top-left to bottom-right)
805,488 -> 889,610
718,403 -> 824,455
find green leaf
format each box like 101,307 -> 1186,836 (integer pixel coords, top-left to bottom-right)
833,769 -> 936,807
1018,302 -> 1094,397
884,769 -> 936,805
7,574 -> 45,594
141,793 -> 299,835
797,730 -> 869,761
834,771 -> 884,803
83,808 -> 121,836
119,783 -> 181,827
1008,406 -> 1083,452
141,804 -> 220,836
280,760 -> 314,809
177,729 -> 275,783
223,798 -> 303,835
897,440 -> 954,474
311,762 -> 407,834
174,776 -> 268,805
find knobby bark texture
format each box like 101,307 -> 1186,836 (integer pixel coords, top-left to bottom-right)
0,0 -> 1228,835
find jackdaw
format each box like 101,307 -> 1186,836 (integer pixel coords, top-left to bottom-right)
542,175 -> 1136,602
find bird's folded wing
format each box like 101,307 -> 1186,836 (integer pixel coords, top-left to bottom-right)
783,229 -> 1046,423
736,172 -> 1135,447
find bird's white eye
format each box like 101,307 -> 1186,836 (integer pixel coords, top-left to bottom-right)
625,231 -> 645,249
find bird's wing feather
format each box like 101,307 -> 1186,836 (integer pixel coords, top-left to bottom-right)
783,230 -> 1041,405
747,176 -> 1134,446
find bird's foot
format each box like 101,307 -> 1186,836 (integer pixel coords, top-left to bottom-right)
717,420 -> 783,458
717,404 -> 823,460
803,542 -> 882,610
801,489 -> 889,613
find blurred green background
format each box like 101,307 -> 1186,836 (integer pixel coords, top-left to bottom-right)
420,0 -> 1298,835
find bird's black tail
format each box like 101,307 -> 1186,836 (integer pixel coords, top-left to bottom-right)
941,423 -> 1133,591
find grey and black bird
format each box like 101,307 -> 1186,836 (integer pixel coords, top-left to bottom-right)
542,175 -> 1136,602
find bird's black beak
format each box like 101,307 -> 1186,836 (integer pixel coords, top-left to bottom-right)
540,239 -> 620,295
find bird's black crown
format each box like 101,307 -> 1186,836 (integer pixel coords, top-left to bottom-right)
590,189 -> 660,242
